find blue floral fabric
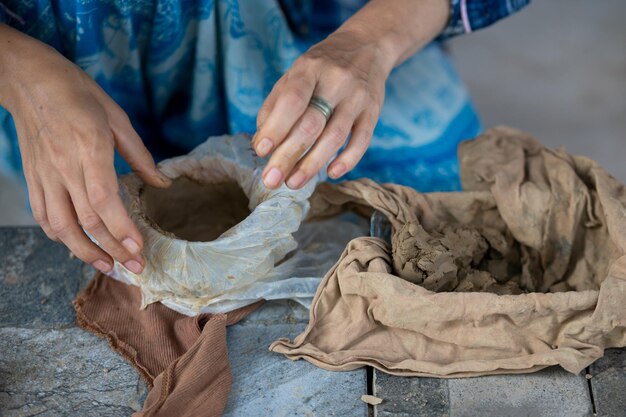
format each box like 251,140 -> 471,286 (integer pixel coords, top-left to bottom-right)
0,0 -> 491,192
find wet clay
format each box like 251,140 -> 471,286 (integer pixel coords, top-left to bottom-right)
392,221 -> 524,294
141,177 -> 251,242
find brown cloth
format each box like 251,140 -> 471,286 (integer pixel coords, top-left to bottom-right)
271,127 -> 626,377
74,273 -> 261,416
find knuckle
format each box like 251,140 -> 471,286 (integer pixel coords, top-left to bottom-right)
352,87 -> 369,104
48,214 -> 72,236
299,114 -> 323,137
112,107 -> 131,125
284,87 -> 310,108
87,183 -> 112,208
295,55 -> 315,69
328,65 -> 352,83
79,211 -> 105,233
53,157 -> 73,177
325,125 -> 349,147
32,208 -> 47,225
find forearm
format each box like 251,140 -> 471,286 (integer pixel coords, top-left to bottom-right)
0,23 -> 39,109
333,0 -> 450,74
0,23 -> 26,108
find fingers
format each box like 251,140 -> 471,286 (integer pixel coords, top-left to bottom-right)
263,83 -> 375,190
42,130 -> 146,274
43,181 -> 113,273
253,69 -> 316,158
73,148 -> 145,274
283,102 -> 357,189
26,173 -> 56,241
328,109 -> 377,179
256,77 -> 284,131
262,106 -> 328,188
108,106 -> 171,188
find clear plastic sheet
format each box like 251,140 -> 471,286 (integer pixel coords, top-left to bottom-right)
105,134 -> 368,315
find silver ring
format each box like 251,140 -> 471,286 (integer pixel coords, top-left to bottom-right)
308,96 -> 334,122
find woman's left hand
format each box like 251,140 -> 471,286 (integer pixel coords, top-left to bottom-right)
252,0 -> 450,189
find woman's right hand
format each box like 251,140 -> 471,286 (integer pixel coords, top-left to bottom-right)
0,24 -> 171,274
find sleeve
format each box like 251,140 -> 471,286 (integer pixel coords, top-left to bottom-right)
438,0 -> 531,40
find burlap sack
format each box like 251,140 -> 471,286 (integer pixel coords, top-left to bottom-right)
270,127 -> 626,376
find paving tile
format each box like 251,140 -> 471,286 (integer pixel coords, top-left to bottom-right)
373,367 -> 593,417
0,227 -> 93,328
589,348 -> 626,417
373,371 -> 448,417
224,322 -> 368,417
0,327 -> 147,417
447,367 -> 592,417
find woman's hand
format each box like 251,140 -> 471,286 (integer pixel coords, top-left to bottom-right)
253,0 -> 450,189
254,29 -> 389,189
0,24 -> 171,274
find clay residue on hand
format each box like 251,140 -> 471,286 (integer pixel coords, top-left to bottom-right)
392,221 -> 524,294
140,177 -> 251,242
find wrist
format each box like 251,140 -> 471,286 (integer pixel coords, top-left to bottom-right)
330,24 -> 400,77
336,0 -> 451,71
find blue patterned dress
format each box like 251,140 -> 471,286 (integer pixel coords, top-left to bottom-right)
0,0 -> 528,192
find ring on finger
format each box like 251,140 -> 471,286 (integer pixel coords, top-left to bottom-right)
308,95 -> 334,122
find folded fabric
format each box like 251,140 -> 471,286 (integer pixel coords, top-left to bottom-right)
74,273 -> 261,416
271,126 -> 626,376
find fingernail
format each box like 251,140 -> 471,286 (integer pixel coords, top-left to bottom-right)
122,238 -> 141,255
124,259 -> 143,274
264,167 -> 284,188
256,138 -> 273,157
93,260 -> 112,274
329,162 -> 347,179
287,171 -> 306,189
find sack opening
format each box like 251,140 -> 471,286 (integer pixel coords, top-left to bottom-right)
139,176 -> 251,242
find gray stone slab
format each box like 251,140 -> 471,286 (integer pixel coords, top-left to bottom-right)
373,371 -> 448,417
0,227 -> 93,328
589,348 -> 626,417
448,368 -> 592,417
224,322 -> 368,417
0,327 -> 147,417
373,367 -> 593,417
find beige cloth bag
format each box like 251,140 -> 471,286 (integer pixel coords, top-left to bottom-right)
270,127 -> 626,376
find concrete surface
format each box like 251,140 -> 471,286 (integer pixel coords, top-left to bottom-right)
373,368 -> 593,417
589,349 -> 626,417
0,228 -> 368,417
0,328 -> 148,417
225,321 -> 367,417
447,369 -> 592,417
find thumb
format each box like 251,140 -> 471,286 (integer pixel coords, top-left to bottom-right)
110,116 -> 172,188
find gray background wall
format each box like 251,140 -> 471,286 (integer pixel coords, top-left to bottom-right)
1,0 -> 625,225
